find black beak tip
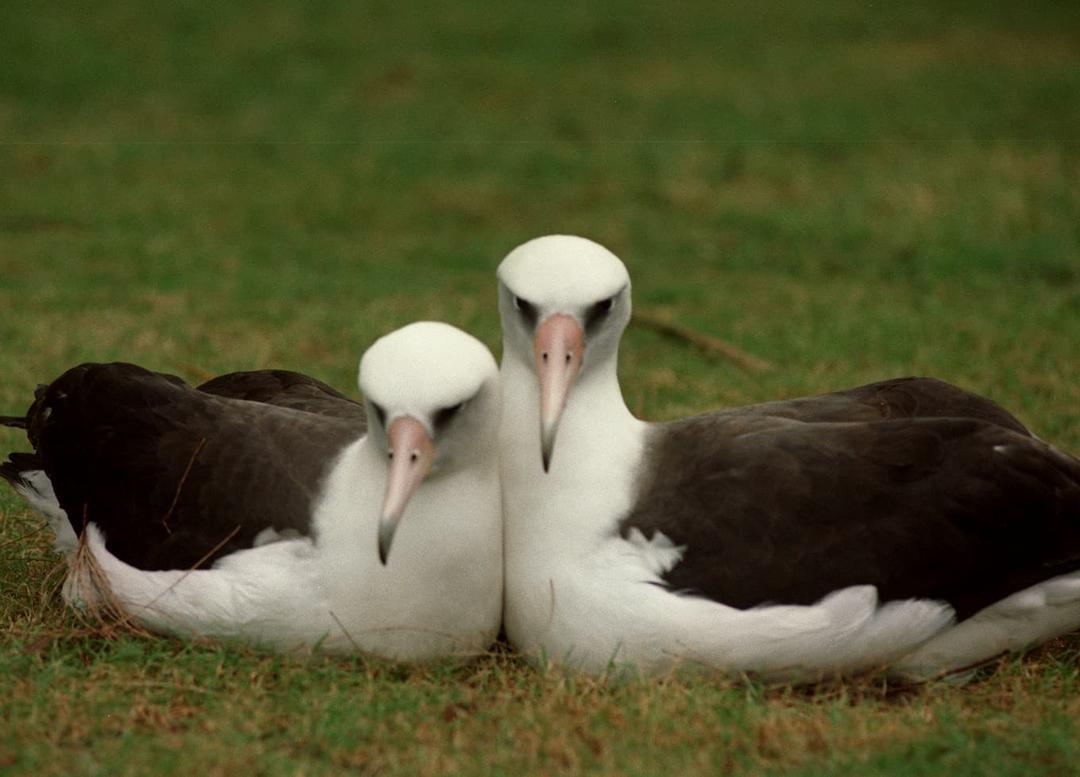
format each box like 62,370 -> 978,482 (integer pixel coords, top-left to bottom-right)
378,518 -> 398,565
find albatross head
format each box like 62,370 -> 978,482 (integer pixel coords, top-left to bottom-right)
497,235 -> 631,471
359,321 -> 500,564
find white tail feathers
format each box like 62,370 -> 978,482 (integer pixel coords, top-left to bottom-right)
11,470 -> 78,554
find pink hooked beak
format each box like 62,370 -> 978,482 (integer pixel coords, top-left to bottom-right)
379,415 -> 435,564
534,313 -> 584,472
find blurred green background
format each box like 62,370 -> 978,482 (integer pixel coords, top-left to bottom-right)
1,2 -> 1077,443
1,2 -> 1079,775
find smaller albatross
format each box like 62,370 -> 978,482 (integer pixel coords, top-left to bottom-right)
0,322 -> 502,660
496,234 -> 1080,681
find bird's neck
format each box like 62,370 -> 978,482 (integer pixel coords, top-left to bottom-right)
318,436 -> 502,574
499,353 -> 646,546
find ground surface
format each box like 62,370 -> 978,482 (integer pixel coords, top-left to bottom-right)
1,2 -> 1079,775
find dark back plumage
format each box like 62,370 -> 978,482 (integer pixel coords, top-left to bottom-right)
197,369 -> 365,422
622,378 -> 1080,619
725,377 -> 1031,433
3,363 -> 366,570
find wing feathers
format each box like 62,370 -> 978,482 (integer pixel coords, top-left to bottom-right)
623,384 -> 1080,620
6,362 -> 363,570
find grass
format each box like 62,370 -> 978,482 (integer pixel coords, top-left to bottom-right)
1,0 -> 1079,774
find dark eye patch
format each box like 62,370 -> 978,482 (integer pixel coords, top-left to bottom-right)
513,295 -> 538,327
584,295 -> 616,334
371,402 -> 387,427
433,401 -> 465,431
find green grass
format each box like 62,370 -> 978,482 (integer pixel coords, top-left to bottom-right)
2,1 -> 1079,774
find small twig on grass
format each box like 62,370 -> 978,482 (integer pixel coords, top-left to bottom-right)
0,521 -> 49,552
631,309 -> 774,373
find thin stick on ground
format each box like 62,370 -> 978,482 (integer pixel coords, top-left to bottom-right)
631,310 -> 774,373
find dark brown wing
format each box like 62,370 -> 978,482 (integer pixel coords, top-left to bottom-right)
623,390 -> 1080,620
728,377 -> 1030,434
197,369 -> 367,427
26,362 -> 364,570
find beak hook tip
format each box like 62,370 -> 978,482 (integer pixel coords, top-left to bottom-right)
378,520 -> 396,565
540,431 -> 555,473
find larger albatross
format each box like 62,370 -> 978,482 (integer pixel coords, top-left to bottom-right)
0,322 -> 502,660
497,235 -> 1080,680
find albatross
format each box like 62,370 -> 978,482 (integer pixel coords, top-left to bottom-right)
496,234 -> 1080,680
0,321 -> 502,660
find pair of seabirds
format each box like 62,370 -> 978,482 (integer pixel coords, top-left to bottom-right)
2,235 -> 1080,681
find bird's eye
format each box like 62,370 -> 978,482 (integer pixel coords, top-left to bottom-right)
434,401 -> 465,431
371,402 -> 387,427
585,295 -> 617,333
513,295 -> 538,326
